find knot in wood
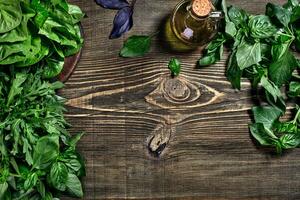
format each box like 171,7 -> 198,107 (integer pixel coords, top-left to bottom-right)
163,78 -> 191,101
147,125 -> 172,158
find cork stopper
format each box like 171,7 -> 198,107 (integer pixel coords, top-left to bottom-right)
191,0 -> 212,17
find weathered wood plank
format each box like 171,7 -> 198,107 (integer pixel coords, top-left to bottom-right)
62,0 -> 300,199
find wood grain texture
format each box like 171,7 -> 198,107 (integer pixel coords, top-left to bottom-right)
61,0 -> 300,199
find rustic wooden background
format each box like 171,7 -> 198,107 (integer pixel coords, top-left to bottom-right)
61,0 -> 300,199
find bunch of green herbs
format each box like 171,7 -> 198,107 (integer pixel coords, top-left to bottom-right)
0,0 -> 86,199
0,0 -> 84,78
199,0 -> 300,153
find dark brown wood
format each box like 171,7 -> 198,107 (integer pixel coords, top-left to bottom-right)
62,0 -> 300,199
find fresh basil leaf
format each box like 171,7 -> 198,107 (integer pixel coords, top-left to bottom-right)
0,182 -> 8,199
260,76 -> 282,102
199,53 -> 218,66
0,1 -> 22,33
49,162 -> 68,191
36,181 -> 46,198
168,58 -> 181,76
236,41 -> 261,70
288,81 -> 300,97
280,134 -> 300,149
269,50 -> 298,87
110,6 -> 133,39
266,3 -> 292,27
95,0 -> 129,10
120,35 -> 151,57
274,122 -> 298,134
290,6 -> 300,22
252,106 -> 282,129
66,173 -> 83,198
283,0 -> 300,10
225,21 -> 237,37
32,135 -> 59,170
199,34 -> 226,66
265,90 -> 286,114
24,173 -> 38,190
248,15 -> 277,39
228,6 -> 248,28
249,123 -> 277,146
226,52 -> 242,90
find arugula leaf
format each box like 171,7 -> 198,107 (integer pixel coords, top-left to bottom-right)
168,58 -> 181,76
7,73 -> 27,106
120,35 -> 151,57
236,40 -> 261,70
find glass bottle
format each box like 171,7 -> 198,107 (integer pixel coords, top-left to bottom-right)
164,0 -> 222,52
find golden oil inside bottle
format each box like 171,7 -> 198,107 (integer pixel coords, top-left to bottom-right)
163,0 -> 220,52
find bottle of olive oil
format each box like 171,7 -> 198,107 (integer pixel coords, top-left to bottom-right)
164,0 -> 222,52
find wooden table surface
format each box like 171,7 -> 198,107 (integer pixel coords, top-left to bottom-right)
62,0 -> 300,199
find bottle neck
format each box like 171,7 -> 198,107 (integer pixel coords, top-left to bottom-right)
189,0 -> 213,19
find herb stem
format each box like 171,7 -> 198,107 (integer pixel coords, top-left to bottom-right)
292,108 -> 300,124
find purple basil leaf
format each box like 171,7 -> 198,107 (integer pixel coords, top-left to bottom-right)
110,7 -> 133,39
95,0 -> 129,10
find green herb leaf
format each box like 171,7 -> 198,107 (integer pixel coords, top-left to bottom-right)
32,135 -> 59,170
66,173 -> 83,198
226,52 -> 242,90
269,50 -> 298,87
252,106 -> 282,129
199,33 -> 226,66
266,3 -> 292,27
249,123 -> 277,146
49,162 -> 68,191
288,81 -> 300,97
236,41 -> 261,70
248,15 -> 277,39
280,134 -> 300,149
0,182 -> 8,199
0,1 -> 22,33
120,35 -> 151,58
168,58 -> 181,76
228,6 -> 248,28
24,172 -> 38,190
260,76 -> 282,102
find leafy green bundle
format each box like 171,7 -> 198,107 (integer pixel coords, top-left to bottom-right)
0,67 -> 85,199
199,0 -> 300,153
0,0 -> 86,199
0,0 -> 84,78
